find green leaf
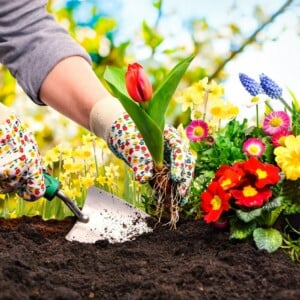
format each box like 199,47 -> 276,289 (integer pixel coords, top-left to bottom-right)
152,0 -> 162,9
103,66 -> 128,97
281,179 -> 300,214
142,21 -> 163,50
229,219 -> 256,240
104,66 -> 164,167
148,55 -> 194,130
253,228 -> 283,253
236,208 -> 262,223
262,197 -> 283,211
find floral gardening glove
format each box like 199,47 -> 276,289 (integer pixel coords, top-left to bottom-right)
0,108 -> 45,201
108,113 -> 195,201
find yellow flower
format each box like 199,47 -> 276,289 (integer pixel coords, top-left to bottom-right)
82,133 -> 96,144
63,158 -> 82,173
208,80 -> 224,99
176,93 -> 194,112
210,100 -> 239,120
194,77 -> 209,93
96,175 -> 107,186
105,164 -> 120,178
106,176 -> 116,187
274,135 -> 300,180
81,177 -> 95,187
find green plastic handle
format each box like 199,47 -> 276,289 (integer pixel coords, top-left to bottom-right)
43,172 -> 60,200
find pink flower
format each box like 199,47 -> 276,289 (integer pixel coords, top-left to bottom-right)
263,111 -> 290,136
242,138 -> 265,158
125,63 -> 153,102
186,120 -> 209,142
271,130 -> 294,147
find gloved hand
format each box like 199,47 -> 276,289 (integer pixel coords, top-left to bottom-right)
108,113 -> 195,200
0,106 -> 45,201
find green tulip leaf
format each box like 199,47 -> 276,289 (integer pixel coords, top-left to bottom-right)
103,66 -> 128,97
104,66 -> 164,167
148,55 -> 194,130
253,228 -> 283,253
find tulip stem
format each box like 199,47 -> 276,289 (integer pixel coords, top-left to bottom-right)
140,102 -> 149,111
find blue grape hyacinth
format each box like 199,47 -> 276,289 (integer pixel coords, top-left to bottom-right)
259,73 -> 283,99
239,73 -> 265,96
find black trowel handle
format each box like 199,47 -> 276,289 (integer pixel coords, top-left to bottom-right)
43,172 -> 89,223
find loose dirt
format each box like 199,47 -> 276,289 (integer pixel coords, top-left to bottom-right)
0,216 -> 299,300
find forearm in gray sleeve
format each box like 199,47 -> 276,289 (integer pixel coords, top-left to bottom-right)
0,0 -> 91,105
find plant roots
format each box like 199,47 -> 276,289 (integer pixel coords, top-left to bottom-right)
150,164 -> 181,229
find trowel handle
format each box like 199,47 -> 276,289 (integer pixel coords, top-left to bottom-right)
43,172 -> 89,223
43,172 -> 60,200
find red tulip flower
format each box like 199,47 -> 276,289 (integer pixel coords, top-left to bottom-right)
125,63 -> 153,102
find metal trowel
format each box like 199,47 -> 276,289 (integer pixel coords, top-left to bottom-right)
44,173 -> 153,244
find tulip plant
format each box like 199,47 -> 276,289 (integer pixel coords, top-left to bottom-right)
103,56 -> 194,171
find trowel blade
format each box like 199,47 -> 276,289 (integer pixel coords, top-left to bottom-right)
65,186 -> 153,244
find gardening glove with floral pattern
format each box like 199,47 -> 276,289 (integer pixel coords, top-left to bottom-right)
106,113 -> 195,201
0,104 -> 45,201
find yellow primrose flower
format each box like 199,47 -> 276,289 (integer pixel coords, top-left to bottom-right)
194,77 -> 209,93
105,164 -> 120,178
80,146 -> 93,160
176,93 -> 194,112
96,175 -> 107,186
77,147 -> 94,160
208,80 -> 224,99
191,109 -> 203,120
46,145 -> 62,162
274,135 -> 300,180
82,133 -> 96,144
210,103 -> 224,118
106,176 -> 117,187
62,158 -> 75,172
81,177 -> 95,187
93,138 -> 107,148
209,99 -> 239,120
224,104 -> 239,119
43,150 -> 56,166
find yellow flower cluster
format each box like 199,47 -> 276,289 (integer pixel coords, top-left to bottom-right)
0,132 -> 144,219
43,133 -> 128,205
175,77 -> 239,129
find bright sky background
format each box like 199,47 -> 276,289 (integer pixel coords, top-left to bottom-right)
57,0 -> 300,121
96,0 -> 300,119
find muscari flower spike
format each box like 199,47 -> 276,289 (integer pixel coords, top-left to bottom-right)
239,73 -> 264,96
259,73 -> 282,99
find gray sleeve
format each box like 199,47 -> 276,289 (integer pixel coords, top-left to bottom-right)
0,0 -> 91,105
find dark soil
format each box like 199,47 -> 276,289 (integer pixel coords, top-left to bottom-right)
0,216 -> 299,300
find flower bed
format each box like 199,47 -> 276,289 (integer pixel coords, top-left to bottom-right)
181,73 -> 300,257
1,59 -> 299,262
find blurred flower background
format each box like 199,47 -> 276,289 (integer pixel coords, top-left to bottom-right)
1,0 -> 300,223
